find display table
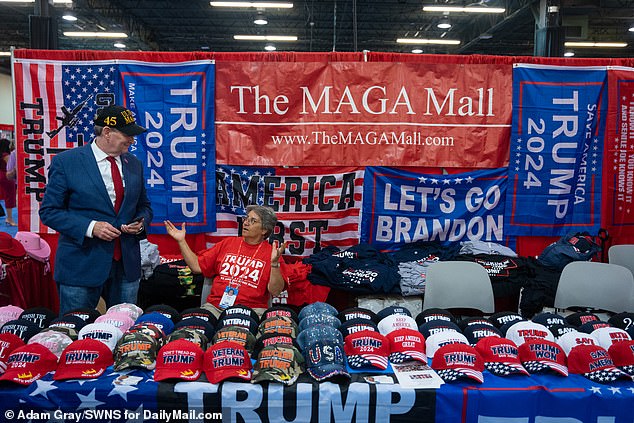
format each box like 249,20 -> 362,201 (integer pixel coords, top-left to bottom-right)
1,367 -> 633,423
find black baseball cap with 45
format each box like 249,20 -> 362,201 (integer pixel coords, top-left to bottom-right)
94,105 -> 147,136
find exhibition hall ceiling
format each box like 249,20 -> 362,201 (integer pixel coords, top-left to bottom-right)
0,0 -> 633,70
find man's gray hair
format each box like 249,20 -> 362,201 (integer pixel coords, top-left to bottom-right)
246,205 -> 277,237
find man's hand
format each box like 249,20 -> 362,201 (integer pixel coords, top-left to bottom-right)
92,221 -> 122,241
121,217 -> 144,234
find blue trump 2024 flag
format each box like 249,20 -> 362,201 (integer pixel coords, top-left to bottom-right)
119,61 -> 216,234
505,64 -> 607,236
361,166 -> 507,251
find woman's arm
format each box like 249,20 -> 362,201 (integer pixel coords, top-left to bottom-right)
164,220 -> 202,274
267,240 -> 287,296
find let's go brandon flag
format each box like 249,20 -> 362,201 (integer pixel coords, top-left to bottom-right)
204,165 -> 364,257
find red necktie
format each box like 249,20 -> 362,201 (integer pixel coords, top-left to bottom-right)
107,156 -> 123,260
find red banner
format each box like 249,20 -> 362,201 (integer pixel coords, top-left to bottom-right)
603,67 -> 634,242
215,62 -> 512,168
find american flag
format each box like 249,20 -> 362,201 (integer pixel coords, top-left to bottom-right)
205,165 -> 364,258
13,58 -> 120,232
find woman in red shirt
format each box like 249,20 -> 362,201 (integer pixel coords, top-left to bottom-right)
165,205 -> 287,318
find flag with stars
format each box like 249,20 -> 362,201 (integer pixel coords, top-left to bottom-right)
13,59 -> 121,233
361,166 -> 507,251
118,61 -> 216,234
505,64 -> 606,236
206,165 -> 363,257
603,68 -> 634,242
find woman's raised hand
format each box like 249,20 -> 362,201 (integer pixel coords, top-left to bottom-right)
164,220 -> 187,242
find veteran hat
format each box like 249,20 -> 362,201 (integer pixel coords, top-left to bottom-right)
213,325 -> 256,353
462,324 -> 502,346
204,341 -> 252,384
55,338 -> 113,380
181,307 -> 218,326
94,105 -> 147,136
219,305 -> 259,324
217,314 -> 259,336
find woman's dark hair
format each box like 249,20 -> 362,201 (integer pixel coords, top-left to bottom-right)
0,139 -> 11,155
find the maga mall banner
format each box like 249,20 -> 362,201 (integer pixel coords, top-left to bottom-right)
215,62 -> 512,168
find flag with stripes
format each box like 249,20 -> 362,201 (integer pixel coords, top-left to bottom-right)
205,165 -> 363,257
13,58 -> 121,233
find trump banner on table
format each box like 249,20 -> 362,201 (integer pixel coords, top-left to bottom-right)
12,58 -> 215,234
505,64 -> 607,237
205,165 -> 364,257
361,166 -> 507,251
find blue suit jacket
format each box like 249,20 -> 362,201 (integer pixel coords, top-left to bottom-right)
39,143 -> 153,287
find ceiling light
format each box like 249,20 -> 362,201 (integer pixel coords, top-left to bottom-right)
0,52 -> 11,57
629,25 -> 634,32
437,19 -> 452,29
113,42 -> 126,49
564,41 -> 627,48
397,38 -> 460,45
234,35 -> 297,41
254,17 -> 268,25
411,48 -> 423,54
210,2 -> 293,8
423,6 -> 505,14
62,14 -> 77,22
564,51 -> 575,57
264,44 -> 276,51
63,31 -> 128,38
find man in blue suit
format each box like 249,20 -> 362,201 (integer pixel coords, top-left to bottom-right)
40,105 -> 153,315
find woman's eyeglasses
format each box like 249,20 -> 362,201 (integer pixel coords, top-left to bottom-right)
244,217 -> 261,225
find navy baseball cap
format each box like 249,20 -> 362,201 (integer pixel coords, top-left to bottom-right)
219,305 -> 259,324
375,305 -> 412,323
337,307 -> 376,323
339,318 -> 379,338
463,324 -> 502,346
415,308 -> 456,326
304,340 -> 350,382
217,314 -> 259,336
418,320 -> 462,339
297,324 -> 344,352
608,312 -> 634,331
136,312 -> 175,335
489,311 -> 524,329
298,302 -> 338,321
173,317 -> 215,341
531,312 -> 567,329
64,307 -> 101,323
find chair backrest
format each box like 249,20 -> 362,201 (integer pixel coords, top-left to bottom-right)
200,277 -> 213,307
422,261 -> 495,313
554,261 -> 634,313
608,244 -> 634,277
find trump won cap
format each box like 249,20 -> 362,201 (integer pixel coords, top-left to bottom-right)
518,339 -> 568,377
55,338 -> 113,381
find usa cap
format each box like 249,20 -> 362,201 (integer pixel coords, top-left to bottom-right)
78,322 -> 123,351
212,326 -> 256,354
19,307 -> 56,329
415,308 -> 456,326
54,338 -> 113,381
95,312 -> 135,334
518,339 -> 568,376
144,304 -> 181,324
504,321 -> 554,347
63,307 -> 101,324
297,324 -> 344,352
28,330 -> 73,359
608,340 -> 634,376
93,105 -> 147,136
462,324 -> 502,346
154,339 -> 204,382
219,305 -> 259,324
590,327 -> 631,349
166,327 -> 209,350
386,328 -> 426,364
431,343 -> 484,383
344,330 -> 389,370
261,305 -> 299,324
114,331 -> 159,371
304,339 -> 349,382
298,314 -> 341,333
475,337 -> 529,376
0,343 -> 58,385
0,305 -> 24,327
337,307 -> 376,323
252,344 -> 304,385
339,318 -> 379,338
298,302 -> 338,321
425,331 -> 469,359
1,318 -> 41,342
557,330 -> 598,355
204,341 -> 252,384
377,314 -> 418,335
0,333 -> 25,374
568,344 -> 633,383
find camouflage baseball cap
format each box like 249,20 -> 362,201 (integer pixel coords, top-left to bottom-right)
114,331 -> 159,371
258,316 -> 298,338
212,326 -> 256,354
128,322 -> 166,345
166,327 -> 209,350
252,344 -> 304,385
28,329 -> 73,358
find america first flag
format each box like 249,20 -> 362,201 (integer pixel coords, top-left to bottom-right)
206,165 -> 364,258
13,58 -> 120,233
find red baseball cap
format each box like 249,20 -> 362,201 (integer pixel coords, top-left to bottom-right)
0,333 -> 25,374
344,330 -> 390,370
518,339 -> 568,377
568,344 -> 633,383
475,337 -> 529,376
54,339 -> 113,380
154,339 -> 203,382
608,340 -> 634,376
431,343 -> 485,383
386,328 -> 426,364
203,341 -> 252,384
0,343 -> 58,385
